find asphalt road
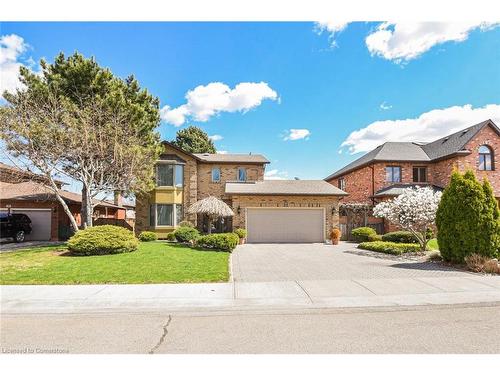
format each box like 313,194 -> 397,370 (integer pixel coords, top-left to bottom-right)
1,303 -> 499,354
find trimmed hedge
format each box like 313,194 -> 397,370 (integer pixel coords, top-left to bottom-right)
368,234 -> 383,242
197,233 -> 239,251
358,241 -> 421,255
233,228 -> 247,239
178,220 -> 194,228
138,231 -> 158,242
382,231 -> 418,244
351,227 -> 377,243
166,232 -> 176,241
173,226 -> 200,243
67,225 -> 138,256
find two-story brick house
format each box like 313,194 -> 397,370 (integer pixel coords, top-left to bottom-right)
325,119 -> 500,232
135,141 -> 347,243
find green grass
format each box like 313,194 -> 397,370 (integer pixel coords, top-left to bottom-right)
0,242 -> 229,285
427,238 -> 439,251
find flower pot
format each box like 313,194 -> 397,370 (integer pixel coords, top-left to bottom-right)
332,238 -> 339,245
239,238 -> 246,245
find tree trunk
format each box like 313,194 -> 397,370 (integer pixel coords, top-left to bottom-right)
44,171 -> 79,233
81,183 -> 93,228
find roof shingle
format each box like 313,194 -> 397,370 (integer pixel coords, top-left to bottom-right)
325,120 -> 499,180
225,180 -> 347,196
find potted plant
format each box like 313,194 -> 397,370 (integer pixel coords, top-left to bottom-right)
234,228 -> 247,245
330,227 -> 341,245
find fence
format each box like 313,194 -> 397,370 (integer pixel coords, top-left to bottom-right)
339,222 -> 384,241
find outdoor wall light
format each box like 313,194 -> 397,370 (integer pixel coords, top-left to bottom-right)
237,205 -> 241,214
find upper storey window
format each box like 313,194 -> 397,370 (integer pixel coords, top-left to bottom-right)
478,145 -> 493,171
237,167 -> 247,182
338,178 -> 346,191
212,167 -> 221,182
386,166 -> 401,183
413,167 -> 427,183
157,163 -> 184,187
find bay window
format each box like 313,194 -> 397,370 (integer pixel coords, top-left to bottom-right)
156,163 -> 184,187
149,204 -> 183,227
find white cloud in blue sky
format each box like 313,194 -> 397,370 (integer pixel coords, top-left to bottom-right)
283,128 -> 311,141
365,22 -> 499,63
160,82 -> 279,126
0,34 -> 28,98
314,20 -> 349,47
208,134 -> 223,141
341,104 -> 500,154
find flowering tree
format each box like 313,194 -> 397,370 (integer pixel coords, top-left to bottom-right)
373,187 -> 442,252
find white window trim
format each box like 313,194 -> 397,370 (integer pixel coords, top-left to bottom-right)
150,203 -> 182,228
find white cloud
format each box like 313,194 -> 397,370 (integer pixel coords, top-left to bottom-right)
314,21 -> 349,46
0,34 -> 29,98
161,82 -> 278,126
341,104 -> 500,154
216,150 -> 228,154
366,22 -> 499,63
264,169 -> 289,180
379,101 -> 392,110
208,134 -> 223,141
283,129 -> 311,141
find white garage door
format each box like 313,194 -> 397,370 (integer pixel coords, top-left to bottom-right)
1,209 -> 52,241
246,208 -> 324,243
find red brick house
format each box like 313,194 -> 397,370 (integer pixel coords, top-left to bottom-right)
325,119 -> 500,233
0,163 -> 130,240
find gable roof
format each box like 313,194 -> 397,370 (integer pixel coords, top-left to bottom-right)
325,119 -> 499,180
161,141 -> 269,164
193,153 -> 269,164
0,181 -> 122,209
373,183 -> 444,197
421,119 -> 497,160
225,180 -> 347,196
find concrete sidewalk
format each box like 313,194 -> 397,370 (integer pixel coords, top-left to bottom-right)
2,276 -> 500,313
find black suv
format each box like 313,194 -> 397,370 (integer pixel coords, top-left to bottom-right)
0,213 -> 32,242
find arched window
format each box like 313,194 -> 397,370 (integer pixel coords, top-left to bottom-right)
478,145 -> 493,171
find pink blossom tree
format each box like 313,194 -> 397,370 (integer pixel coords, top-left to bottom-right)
373,186 -> 442,252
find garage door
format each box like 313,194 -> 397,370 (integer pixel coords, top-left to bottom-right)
246,208 -> 324,243
1,209 -> 52,241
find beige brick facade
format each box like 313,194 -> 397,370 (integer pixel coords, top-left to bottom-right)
230,194 -> 340,241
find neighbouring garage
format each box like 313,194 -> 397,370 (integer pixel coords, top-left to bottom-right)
0,208 -> 52,241
225,180 -> 347,244
246,208 -> 324,243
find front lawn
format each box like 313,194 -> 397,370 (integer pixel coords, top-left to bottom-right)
0,242 -> 229,285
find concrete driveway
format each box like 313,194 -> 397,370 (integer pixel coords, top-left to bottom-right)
231,242 -> 471,282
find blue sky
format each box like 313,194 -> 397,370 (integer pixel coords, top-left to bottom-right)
1,22 -> 500,182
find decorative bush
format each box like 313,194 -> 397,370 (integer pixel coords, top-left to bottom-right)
67,225 -> 138,256
436,171 -> 500,263
179,220 -> 194,228
330,227 -> 341,241
138,231 -> 158,242
464,254 -> 500,274
197,233 -> 239,251
367,234 -> 383,242
358,241 -> 421,255
233,228 -> 247,239
166,232 -> 176,241
351,227 -> 377,243
382,231 -> 418,244
173,226 -> 200,243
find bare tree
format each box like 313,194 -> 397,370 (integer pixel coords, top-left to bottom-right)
0,92 -> 80,232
